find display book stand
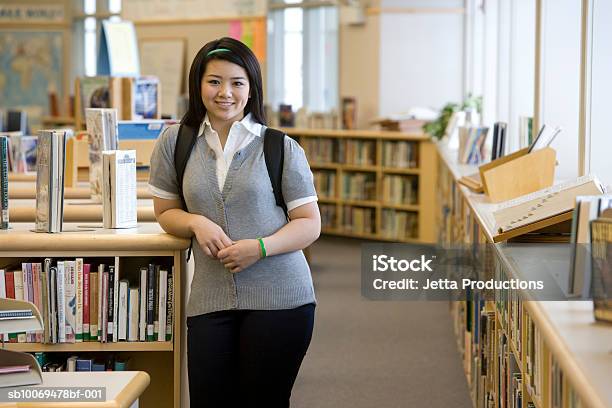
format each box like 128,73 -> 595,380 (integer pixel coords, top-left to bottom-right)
0,298 -> 44,388
454,147 -> 587,243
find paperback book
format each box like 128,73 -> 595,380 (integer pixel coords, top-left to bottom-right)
35,130 -> 67,233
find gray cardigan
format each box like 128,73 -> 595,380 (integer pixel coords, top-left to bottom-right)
149,124 -> 317,317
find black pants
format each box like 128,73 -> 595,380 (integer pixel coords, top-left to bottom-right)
187,303 -> 315,408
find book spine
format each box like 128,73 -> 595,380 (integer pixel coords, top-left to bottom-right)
113,257 -> 119,342
83,263 -> 90,341
153,265 -> 160,341
42,259 -> 51,344
107,265 -> 115,342
0,136 -> 9,229
25,263 -> 34,342
139,267 -> 147,342
118,280 -> 128,341
0,268 -> 5,342
56,262 -> 66,343
0,269 -> 5,299
97,264 -> 104,340
49,266 -> 57,344
64,261 -> 76,343
13,270 -> 24,343
33,263 -> 43,343
101,271 -> 109,343
128,287 -> 139,341
146,264 -> 155,341
89,271 -> 98,341
75,258 -> 83,342
158,269 -> 167,342
166,270 -> 173,341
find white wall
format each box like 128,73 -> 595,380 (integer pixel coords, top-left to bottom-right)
587,0 -> 612,187
538,0 -> 581,180
379,9 -> 464,115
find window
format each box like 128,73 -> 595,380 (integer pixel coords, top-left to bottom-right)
536,0 -> 582,180
267,0 -> 338,113
584,0 -> 612,187
79,0 -> 122,77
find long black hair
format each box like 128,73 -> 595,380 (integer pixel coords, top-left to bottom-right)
182,37 -> 266,128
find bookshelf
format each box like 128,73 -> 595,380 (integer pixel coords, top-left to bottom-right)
436,142 -> 612,408
0,224 -> 189,408
283,128 -> 437,243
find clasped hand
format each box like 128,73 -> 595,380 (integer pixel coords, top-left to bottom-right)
192,216 -> 261,273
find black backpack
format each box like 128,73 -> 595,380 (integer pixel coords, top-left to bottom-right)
174,123 -> 289,218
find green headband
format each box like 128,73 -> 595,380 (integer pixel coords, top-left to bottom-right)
207,48 -> 231,57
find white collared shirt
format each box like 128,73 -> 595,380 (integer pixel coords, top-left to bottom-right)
150,113 -> 317,212
200,113 -> 262,190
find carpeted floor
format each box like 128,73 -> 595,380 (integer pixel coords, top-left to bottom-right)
291,236 -> 472,408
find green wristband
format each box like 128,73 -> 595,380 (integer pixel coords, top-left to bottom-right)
258,238 -> 267,258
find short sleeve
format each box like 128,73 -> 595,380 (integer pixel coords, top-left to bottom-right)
148,124 -> 180,200
281,136 -> 318,210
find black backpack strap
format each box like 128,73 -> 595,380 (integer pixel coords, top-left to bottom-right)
174,123 -> 198,211
174,123 -> 198,260
263,127 -> 289,219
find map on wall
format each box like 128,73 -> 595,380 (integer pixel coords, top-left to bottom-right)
0,31 -> 63,118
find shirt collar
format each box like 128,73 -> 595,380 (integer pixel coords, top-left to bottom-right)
198,113 -> 263,138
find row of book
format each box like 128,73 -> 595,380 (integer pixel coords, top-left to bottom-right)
338,139 -> 376,166
319,204 -> 336,230
313,170 -> 336,199
0,260 -> 173,344
340,206 -> 375,235
299,137 -> 419,169
380,209 -> 418,240
382,175 -> 418,205
382,140 -> 418,168
299,138 -> 335,163
341,173 -> 376,201
34,352 -> 130,372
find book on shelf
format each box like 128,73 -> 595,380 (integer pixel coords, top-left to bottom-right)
7,110 -> 28,134
86,108 -> 119,202
0,260 -> 173,344
493,175 -> 605,235
458,126 -> 489,165
491,122 -> 507,161
35,130 -> 67,233
0,135 -> 9,229
382,175 -> 418,205
590,215 -> 612,323
528,124 -> 562,153
5,134 -> 37,174
341,97 -> 357,130
382,140 -> 418,168
569,195 -> 612,297
102,150 -> 137,229
129,76 -> 161,120
519,116 -> 533,148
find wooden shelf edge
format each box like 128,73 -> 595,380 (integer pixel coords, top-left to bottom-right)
3,341 -> 174,352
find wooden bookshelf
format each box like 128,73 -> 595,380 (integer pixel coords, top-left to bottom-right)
0,224 -> 189,408
436,141 -> 612,408
283,128 -> 437,243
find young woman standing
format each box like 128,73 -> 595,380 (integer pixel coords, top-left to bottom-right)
149,37 -> 320,407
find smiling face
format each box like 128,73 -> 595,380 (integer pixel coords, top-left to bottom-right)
201,59 -> 250,127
